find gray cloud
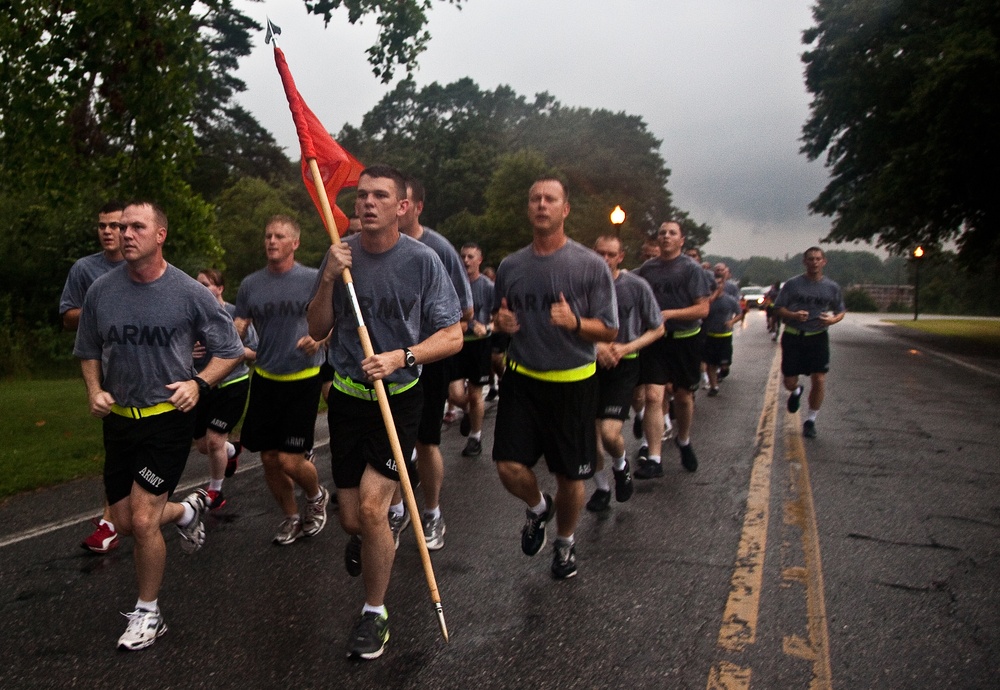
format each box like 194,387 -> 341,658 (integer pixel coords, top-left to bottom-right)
235,0 -> 840,259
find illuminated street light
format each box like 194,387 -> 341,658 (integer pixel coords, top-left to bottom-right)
912,246 -> 924,321
610,205 -> 625,234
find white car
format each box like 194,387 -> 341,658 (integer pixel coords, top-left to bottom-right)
740,286 -> 768,309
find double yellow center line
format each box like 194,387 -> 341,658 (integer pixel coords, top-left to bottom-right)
707,349 -> 833,689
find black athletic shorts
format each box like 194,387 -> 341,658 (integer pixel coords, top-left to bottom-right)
597,357 -> 640,420
702,335 -> 734,366
193,378 -> 250,439
103,409 -> 196,504
319,361 -> 335,383
638,333 -> 702,392
455,338 -> 492,386
417,357 -> 456,445
491,330 -> 511,355
327,382 -> 422,488
240,373 -> 322,454
781,330 -> 830,377
492,368 -> 597,480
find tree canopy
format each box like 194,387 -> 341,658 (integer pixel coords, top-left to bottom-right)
801,0 -> 1000,264
339,78 -> 706,265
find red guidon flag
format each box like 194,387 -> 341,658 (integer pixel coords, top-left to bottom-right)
273,45 -> 364,236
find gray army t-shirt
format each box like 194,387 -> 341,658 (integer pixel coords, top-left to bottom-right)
466,273 -> 495,341
194,302 -> 256,384
704,293 -> 742,334
494,239 -> 618,372
313,233 -> 461,385
613,270 -> 663,344
59,252 -> 126,315
234,262 -> 323,375
635,254 -> 715,332
419,227 -> 473,313
74,264 -> 244,408
774,274 -> 846,333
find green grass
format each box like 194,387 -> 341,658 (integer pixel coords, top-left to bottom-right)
887,318 -> 1000,347
0,378 -> 105,499
0,376 -> 327,499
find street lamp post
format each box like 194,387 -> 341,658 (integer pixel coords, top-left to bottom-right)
610,205 -> 625,235
912,246 -> 924,321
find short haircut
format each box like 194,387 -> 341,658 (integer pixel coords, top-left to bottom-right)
804,246 -> 825,258
594,234 -> 623,253
404,175 -> 426,204
531,175 -> 570,202
461,242 -> 483,257
199,268 -> 224,287
125,200 -> 168,231
662,219 -> 683,234
99,199 -> 125,215
362,164 -> 407,200
266,214 -> 301,237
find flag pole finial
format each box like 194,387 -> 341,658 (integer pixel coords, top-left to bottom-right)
265,17 -> 282,45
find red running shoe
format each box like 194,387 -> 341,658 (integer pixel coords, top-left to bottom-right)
81,518 -> 120,554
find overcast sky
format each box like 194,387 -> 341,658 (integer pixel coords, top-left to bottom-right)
235,0 -> 847,260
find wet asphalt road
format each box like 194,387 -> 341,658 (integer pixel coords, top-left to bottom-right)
1,311 -> 997,689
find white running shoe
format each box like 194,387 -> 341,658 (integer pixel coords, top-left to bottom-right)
176,489 -> 209,554
117,608 -> 167,651
302,486 -> 330,537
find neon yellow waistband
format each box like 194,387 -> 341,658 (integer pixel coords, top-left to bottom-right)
218,374 -> 250,389
621,352 -> 639,360
706,332 -> 733,338
332,372 -> 419,401
666,327 -> 701,339
110,402 -> 176,419
784,327 -> 825,336
506,359 -> 596,383
254,366 -> 321,382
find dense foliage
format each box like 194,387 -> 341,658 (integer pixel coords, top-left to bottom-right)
338,78 -> 707,267
801,0 -> 1000,265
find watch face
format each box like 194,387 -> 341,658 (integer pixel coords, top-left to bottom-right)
406,350 -> 416,367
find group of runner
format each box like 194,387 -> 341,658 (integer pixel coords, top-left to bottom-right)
61,170 -> 846,660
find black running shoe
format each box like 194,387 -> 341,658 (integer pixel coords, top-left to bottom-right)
634,457 -> 663,479
551,541 -> 577,580
585,489 -> 611,512
461,437 -> 482,457
521,494 -> 552,556
344,535 -> 362,577
613,463 -> 634,502
707,387 -> 719,397
787,385 -> 803,413
803,420 -> 817,438
347,611 -> 389,660
632,414 -> 643,439
635,444 -> 648,462
677,440 -> 698,472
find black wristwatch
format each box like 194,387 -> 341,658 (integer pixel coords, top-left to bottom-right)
403,348 -> 417,369
192,376 -> 211,395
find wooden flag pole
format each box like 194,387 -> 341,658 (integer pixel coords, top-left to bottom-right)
306,158 -> 449,642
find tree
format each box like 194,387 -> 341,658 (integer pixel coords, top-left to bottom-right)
303,0 -> 468,82
801,0 -> 1000,264
341,79 -> 701,256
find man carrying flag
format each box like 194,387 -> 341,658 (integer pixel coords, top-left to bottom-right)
307,164 -> 462,659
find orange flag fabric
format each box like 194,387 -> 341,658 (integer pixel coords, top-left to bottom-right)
273,45 -> 364,236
